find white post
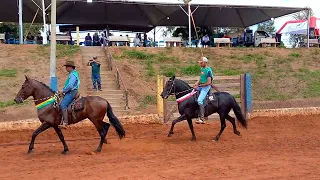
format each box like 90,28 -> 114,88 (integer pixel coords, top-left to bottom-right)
50,0 -> 57,91
307,8 -> 310,48
41,0 -> 47,44
188,3 -> 192,47
18,0 -> 23,44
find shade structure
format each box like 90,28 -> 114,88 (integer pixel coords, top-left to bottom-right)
0,0 -> 307,30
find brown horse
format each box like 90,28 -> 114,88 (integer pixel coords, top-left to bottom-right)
14,76 -> 125,154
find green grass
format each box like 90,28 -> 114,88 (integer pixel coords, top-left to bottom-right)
294,69 -> 320,97
237,53 -> 266,64
0,100 -> 28,108
0,69 -> 17,77
289,52 -> 301,58
180,64 -> 200,76
124,49 -> 153,60
139,95 -> 157,109
35,44 -> 80,58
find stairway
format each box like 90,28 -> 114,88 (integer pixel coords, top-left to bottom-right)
80,46 -> 128,116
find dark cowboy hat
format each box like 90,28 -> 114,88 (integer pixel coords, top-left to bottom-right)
63,60 -> 76,67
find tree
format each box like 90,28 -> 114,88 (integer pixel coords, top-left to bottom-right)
289,9 -> 314,48
257,20 -> 276,35
0,22 -> 43,38
162,26 -> 176,37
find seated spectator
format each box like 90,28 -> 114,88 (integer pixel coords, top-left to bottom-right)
26,33 -> 34,44
93,33 -> 100,46
201,34 -> 210,48
85,33 -> 92,46
223,33 -> 232,39
36,33 -> 43,44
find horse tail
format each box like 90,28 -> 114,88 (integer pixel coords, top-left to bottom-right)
106,102 -> 125,139
232,97 -> 247,129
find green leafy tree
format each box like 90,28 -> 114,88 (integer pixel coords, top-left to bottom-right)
257,20 -> 276,35
0,22 -> 43,38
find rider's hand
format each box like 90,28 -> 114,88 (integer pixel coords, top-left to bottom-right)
193,84 -> 198,89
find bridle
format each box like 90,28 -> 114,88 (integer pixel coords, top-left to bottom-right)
167,79 -> 194,96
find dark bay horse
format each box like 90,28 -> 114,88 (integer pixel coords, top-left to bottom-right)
160,76 -> 247,141
14,76 -> 125,154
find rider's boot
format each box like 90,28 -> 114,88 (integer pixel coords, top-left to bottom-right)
196,104 -> 206,124
58,110 -> 68,129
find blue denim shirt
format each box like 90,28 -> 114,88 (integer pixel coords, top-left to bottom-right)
62,73 -> 78,93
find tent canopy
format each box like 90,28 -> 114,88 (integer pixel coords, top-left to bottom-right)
0,0 -> 307,31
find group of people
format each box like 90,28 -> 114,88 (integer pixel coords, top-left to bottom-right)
57,55 -> 213,128
3,32 -> 43,44
84,32 -> 107,46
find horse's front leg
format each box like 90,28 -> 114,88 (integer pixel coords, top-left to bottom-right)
28,122 -> 51,154
168,114 -> 187,137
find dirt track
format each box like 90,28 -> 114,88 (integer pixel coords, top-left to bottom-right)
0,115 -> 320,180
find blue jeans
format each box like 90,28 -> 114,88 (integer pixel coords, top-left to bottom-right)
60,90 -> 78,110
197,85 -> 211,105
92,73 -> 101,90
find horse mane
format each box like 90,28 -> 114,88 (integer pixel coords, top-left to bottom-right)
32,79 -> 56,93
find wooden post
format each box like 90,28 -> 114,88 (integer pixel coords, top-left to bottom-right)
240,74 -> 246,119
157,75 -> 164,118
76,26 -> 80,46
116,71 -> 120,90
245,73 -> 252,116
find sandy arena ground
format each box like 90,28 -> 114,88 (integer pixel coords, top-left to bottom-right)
0,115 -> 319,180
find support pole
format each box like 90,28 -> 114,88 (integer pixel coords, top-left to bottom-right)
18,0 -> 23,44
50,0 -> 57,91
41,0 -> 47,44
76,26 -> 80,46
188,3 -> 191,47
307,8 -> 311,48
154,27 -> 156,47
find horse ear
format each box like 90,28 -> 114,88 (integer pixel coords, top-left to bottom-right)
171,75 -> 175,80
25,75 -> 29,81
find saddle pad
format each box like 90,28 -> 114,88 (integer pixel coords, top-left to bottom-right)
176,90 -> 197,103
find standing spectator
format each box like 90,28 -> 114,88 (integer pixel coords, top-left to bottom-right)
85,33 -> 92,46
126,35 -> 130,46
201,34 -> 210,48
93,32 -> 100,46
133,33 -> 141,47
143,32 -> 147,47
100,33 -> 108,47
87,56 -> 102,91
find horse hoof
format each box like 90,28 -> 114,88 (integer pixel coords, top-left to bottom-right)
103,139 -> 108,144
235,131 -> 241,136
167,133 -> 173,137
94,149 -> 101,153
61,150 -> 69,155
191,137 -> 196,141
27,149 -> 34,154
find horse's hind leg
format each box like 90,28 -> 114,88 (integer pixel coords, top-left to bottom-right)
213,111 -> 227,142
226,115 -> 241,136
103,122 -> 110,144
53,126 -> 69,154
28,122 -> 51,154
168,114 -> 187,137
91,119 -> 108,152
187,118 -> 196,141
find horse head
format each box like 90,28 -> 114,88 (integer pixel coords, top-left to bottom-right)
161,76 -> 176,99
14,75 -> 36,103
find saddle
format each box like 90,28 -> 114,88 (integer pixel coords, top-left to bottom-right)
194,91 -> 219,108
55,93 -> 86,121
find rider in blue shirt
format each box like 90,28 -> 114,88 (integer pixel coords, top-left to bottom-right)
59,61 -> 80,128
